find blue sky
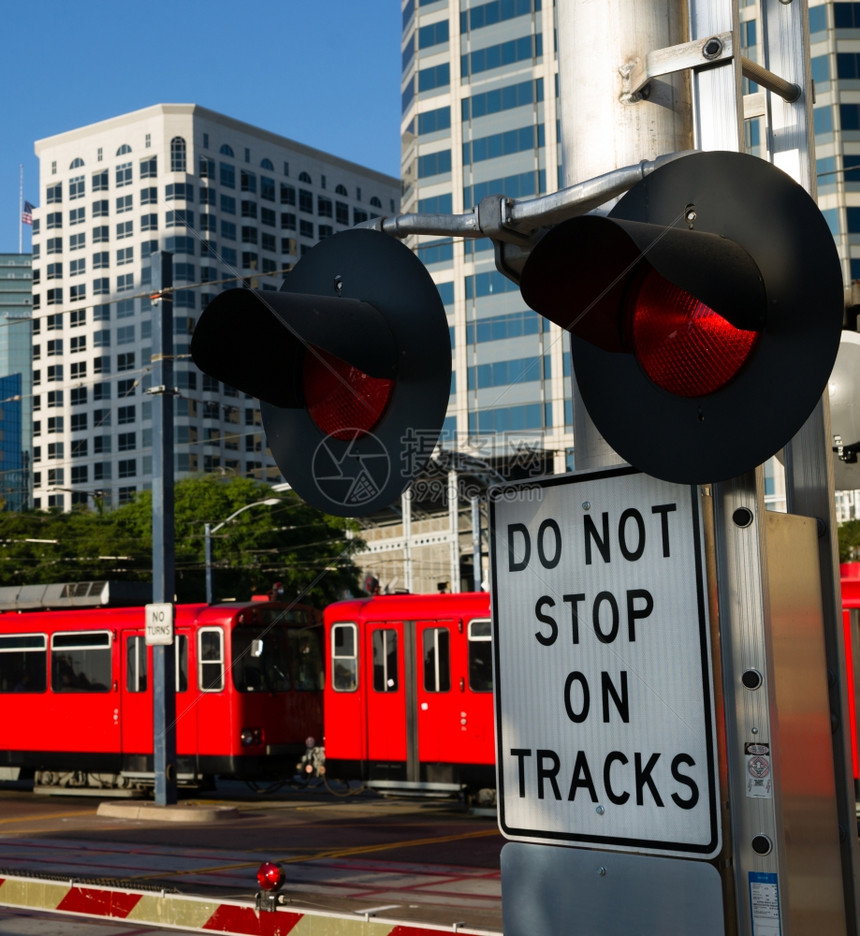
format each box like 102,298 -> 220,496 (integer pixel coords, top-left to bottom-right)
1,0 -> 402,254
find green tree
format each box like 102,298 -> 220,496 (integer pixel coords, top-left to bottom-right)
0,478 -> 364,606
838,519 -> 860,564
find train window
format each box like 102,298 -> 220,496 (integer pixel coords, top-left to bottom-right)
331,622 -> 358,691
176,635 -> 188,691
127,635 -> 188,692
232,625 -> 291,692
127,636 -> 147,692
287,628 -> 323,690
372,629 -> 398,692
0,634 -> 47,693
51,631 -> 112,692
468,618 -> 493,692
199,627 -> 224,691
423,627 -> 450,693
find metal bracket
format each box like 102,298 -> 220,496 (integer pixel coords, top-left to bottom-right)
622,31 -> 800,107
359,151 -> 690,283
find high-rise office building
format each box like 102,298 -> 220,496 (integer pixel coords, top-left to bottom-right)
401,0 -> 571,482
396,0 -> 856,523
30,103 -> 400,509
0,254 -> 32,511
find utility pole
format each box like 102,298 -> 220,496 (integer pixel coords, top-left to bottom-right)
556,0 -> 692,472
150,252 -> 177,807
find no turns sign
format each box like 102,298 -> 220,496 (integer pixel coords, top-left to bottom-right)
489,465 -> 720,858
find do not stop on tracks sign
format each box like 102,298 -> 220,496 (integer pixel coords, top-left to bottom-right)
489,465 -> 720,859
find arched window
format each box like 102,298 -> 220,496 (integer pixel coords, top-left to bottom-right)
171,136 -> 187,172
298,171 -> 312,183
116,144 -> 132,156
261,158 -> 274,170
370,196 -> 383,208
335,184 -> 348,196
220,144 -> 235,157
69,157 -> 85,169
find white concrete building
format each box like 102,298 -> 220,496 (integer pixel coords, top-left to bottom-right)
30,103 -> 400,509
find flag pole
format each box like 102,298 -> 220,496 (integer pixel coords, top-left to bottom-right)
18,165 -> 23,254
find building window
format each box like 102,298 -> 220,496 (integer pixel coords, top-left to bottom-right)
220,162 -> 236,188
116,162 -> 133,187
140,156 -> 157,178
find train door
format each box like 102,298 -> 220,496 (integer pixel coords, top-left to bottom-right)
121,631 -> 194,761
361,615 -> 463,780
414,617 -> 462,768
361,620 -> 408,765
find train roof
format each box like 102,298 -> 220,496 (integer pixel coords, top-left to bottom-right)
324,591 -> 490,620
0,580 -> 152,611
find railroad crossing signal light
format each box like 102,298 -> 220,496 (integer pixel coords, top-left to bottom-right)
519,150 -> 844,484
191,228 -> 451,516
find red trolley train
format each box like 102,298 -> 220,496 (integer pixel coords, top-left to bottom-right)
322,591 -> 495,798
0,582 -> 323,793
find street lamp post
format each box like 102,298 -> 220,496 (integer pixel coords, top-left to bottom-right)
204,498 -> 280,604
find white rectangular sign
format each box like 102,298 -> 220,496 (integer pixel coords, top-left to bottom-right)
489,466 -> 720,858
144,602 -> 174,646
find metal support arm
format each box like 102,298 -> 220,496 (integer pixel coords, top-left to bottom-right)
359,152 -> 689,283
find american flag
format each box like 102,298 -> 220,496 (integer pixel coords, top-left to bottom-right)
21,201 -> 34,225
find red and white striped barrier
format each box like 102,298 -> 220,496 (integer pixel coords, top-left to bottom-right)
0,874 -> 498,935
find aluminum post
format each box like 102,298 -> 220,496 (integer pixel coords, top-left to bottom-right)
556,0 -> 693,471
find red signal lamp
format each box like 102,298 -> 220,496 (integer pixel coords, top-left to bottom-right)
256,861 -> 285,892
628,269 -> 760,398
191,228 -> 451,516
519,150 -> 843,484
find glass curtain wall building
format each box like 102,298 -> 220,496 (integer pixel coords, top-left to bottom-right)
0,255 -> 32,511
401,0 -> 572,480
30,104 -> 400,510
399,1 -> 857,518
